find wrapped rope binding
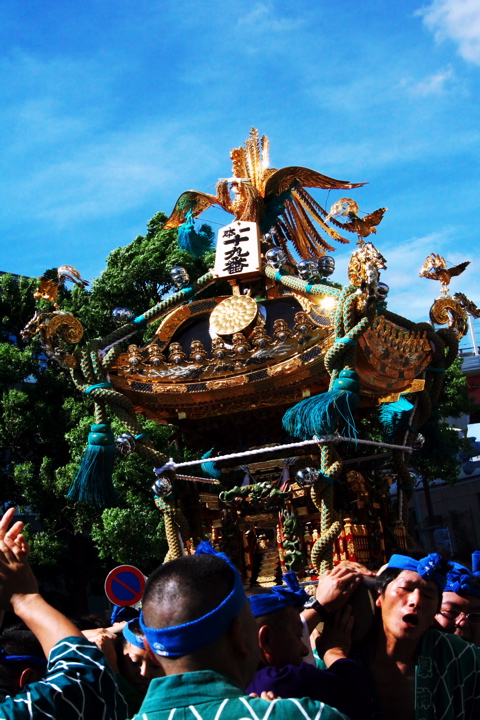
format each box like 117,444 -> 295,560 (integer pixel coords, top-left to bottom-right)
67,423 -> 117,507
282,369 -> 360,441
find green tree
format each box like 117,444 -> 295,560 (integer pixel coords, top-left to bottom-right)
0,214 -> 213,612
411,358 -> 477,487
68,212 -> 215,341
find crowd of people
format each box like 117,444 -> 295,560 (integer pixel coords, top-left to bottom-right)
0,507 -> 479,720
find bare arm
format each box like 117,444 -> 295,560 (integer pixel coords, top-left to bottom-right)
0,529 -> 83,657
302,565 -> 362,633
0,508 -> 32,629
316,605 -> 354,667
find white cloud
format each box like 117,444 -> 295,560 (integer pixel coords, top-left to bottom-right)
403,66 -> 456,96
0,50 -> 224,230
417,0 -> 480,65
237,2 -> 304,33
0,122 -> 221,228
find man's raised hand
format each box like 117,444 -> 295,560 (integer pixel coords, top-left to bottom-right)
0,509 -> 37,608
315,565 -> 362,612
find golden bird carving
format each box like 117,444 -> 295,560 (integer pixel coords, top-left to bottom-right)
419,253 -> 470,295
34,265 -> 89,310
325,198 -> 387,240
164,128 -> 369,261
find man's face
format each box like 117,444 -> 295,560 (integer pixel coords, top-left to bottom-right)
435,591 -> 480,646
260,606 -> 309,668
120,642 -> 164,694
376,570 -> 439,644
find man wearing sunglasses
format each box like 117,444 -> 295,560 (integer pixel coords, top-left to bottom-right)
435,556 -> 480,646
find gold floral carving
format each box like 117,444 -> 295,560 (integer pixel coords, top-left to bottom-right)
210,295 -> 258,336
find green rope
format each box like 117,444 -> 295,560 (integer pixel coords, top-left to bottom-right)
97,270 -> 215,351
264,265 -> 341,298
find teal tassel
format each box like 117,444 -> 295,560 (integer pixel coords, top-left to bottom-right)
178,210 -> 213,257
283,369 -> 360,440
378,395 -> 414,437
67,423 -> 117,507
200,448 -> 222,480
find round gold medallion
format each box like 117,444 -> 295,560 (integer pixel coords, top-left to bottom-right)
210,295 -> 258,336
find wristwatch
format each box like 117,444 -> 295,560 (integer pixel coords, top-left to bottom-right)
303,595 -> 328,621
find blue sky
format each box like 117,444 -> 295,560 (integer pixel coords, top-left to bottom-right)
1,0 -> 479,328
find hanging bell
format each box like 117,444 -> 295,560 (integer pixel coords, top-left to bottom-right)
297,260 -> 318,282
412,433 -> 425,450
265,248 -> 287,269
296,467 -> 319,487
377,282 -> 389,300
170,267 -> 190,289
115,433 -> 136,455
318,256 -> 335,277
112,307 -> 135,327
152,476 -> 173,497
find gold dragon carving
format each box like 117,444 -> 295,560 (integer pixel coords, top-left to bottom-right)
21,311 -> 84,368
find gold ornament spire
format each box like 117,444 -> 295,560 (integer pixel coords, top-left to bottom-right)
165,128 -> 386,262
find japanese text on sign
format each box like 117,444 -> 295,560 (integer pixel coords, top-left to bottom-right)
213,221 -> 261,279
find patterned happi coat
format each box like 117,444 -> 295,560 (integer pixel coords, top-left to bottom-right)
415,629 -> 480,720
133,670 -> 348,720
0,636 -> 128,720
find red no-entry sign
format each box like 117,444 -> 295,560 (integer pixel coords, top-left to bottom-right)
105,565 -> 146,606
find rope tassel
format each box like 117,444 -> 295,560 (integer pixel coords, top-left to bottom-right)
67,423 -> 117,507
178,210 -> 213,257
378,395 -> 414,437
282,369 -> 361,440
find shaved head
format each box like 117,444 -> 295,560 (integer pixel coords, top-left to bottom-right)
141,554 -> 259,688
142,554 -> 235,630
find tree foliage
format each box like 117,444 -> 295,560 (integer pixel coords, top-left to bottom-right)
410,359 -> 478,486
0,214 -> 213,611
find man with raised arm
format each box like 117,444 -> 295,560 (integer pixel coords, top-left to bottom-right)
0,508 -> 128,720
135,542 -> 348,720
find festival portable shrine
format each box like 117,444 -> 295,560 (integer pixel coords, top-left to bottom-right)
23,128 -> 479,586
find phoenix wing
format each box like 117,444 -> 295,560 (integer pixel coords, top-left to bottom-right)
164,191 -> 228,229
448,261 -> 470,278
264,166 -> 366,197
262,168 -> 366,260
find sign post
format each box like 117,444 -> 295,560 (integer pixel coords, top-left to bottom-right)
105,565 -> 146,607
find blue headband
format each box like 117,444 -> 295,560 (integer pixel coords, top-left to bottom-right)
445,561 -> 480,599
122,621 -> 146,649
248,571 -> 309,617
110,605 -> 139,625
387,553 -> 447,592
140,541 -> 246,657
0,648 -> 46,666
